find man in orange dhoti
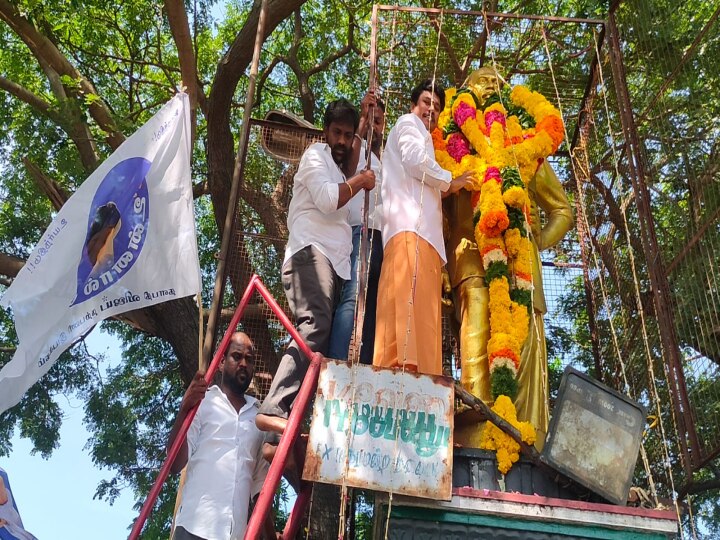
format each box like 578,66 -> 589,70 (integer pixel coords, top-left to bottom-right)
373,80 -> 472,375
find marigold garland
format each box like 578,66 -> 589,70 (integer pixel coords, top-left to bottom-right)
433,78 -> 564,472
480,396 -> 537,474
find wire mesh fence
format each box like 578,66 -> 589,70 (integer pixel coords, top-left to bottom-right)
213,120 -> 323,401
564,0 -> 720,501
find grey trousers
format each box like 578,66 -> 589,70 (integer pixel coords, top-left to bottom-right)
259,244 -> 344,419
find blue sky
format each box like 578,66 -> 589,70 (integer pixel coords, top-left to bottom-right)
5,330 -> 137,539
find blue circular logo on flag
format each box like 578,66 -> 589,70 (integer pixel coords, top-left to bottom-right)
72,157 -> 151,305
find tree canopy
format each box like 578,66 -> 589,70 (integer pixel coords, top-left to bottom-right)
1,0 -> 718,537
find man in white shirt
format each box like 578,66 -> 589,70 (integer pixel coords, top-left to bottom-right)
373,80 -> 472,376
168,332 -> 272,540
256,99 -> 376,436
328,92 -> 385,364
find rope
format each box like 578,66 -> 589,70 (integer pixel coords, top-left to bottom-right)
529,23 -> 677,528
337,92 -> 389,540
332,8 -> 400,538
305,482 -> 315,539
589,28 -> 690,535
549,21 -> 654,505
328,8 -> 693,538
584,24 -> 662,504
380,17 -> 401,535
541,21 -> 687,534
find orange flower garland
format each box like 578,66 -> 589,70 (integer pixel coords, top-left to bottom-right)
433,80 -> 564,471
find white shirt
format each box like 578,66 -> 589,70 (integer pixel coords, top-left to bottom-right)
0,468 -> 37,540
347,141 -> 383,231
284,142 -> 352,279
381,113 -> 452,262
175,387 -> 268,540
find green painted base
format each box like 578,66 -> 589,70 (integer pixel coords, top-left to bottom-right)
376,505 -> 670,540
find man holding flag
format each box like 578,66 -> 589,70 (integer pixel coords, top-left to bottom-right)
0,92 -> 201,414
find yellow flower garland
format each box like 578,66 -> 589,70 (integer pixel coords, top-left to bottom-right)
479,395 -> 536,474
434,81 -> 564,473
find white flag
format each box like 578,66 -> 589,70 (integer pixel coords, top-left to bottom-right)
0,93 -> 201,413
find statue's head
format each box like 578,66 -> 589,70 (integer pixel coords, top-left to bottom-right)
462,66 -> 503,104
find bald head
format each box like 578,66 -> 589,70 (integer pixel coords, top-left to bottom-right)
462,66 -> 503,104
229,331 -> 253,349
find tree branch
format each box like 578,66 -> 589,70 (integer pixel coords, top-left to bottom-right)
678,478 -> 720,499
0,253 -> 25,279
279,9 -> 356,122
255,56 -> 284,107
0,75 -> 53,116
192,180 -> 210,198
459,0 -> 499,79
0,76 -> 100,170
206,0 -> 307,238
306,16 -> 355,78
164,0 -> 208,141
22,158 -> 68,211
0,0 -> 125,149
239,185 -> 287,255
587,171 -> 645,257
420,1 -> 463,84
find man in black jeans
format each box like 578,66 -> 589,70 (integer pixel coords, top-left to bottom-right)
328,92 -> 385,364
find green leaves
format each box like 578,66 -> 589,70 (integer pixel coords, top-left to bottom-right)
1,0 -> 719,536
59,74 -> 81,90
490,365 -> 519,401
83,93 -> 102,106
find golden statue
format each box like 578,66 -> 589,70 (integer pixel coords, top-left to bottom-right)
444,67 -> 574,449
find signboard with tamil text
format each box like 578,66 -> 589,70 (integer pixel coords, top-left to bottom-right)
302,360 -> 454,500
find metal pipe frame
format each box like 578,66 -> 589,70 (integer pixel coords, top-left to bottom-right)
130,274 -> 323,539
373,5 -> 605,26
606,14 -> 701,473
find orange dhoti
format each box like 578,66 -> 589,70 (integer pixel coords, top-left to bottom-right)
373,231 -> 443,375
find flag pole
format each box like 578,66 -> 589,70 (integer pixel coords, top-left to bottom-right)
201,0 -> 269,368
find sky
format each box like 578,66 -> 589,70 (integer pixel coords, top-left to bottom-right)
4,330 -> 138,540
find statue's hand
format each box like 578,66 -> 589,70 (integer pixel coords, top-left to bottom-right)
441,268 -> 453,311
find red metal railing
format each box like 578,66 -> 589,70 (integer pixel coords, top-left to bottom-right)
244,278 -> 321,539
128,274 -> 320,540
